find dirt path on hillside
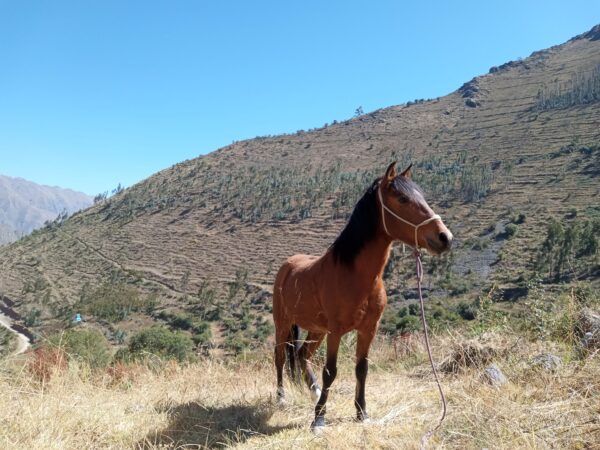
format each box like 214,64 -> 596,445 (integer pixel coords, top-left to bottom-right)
0,313 -> 31,355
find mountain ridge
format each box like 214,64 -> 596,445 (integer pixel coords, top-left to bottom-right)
0,174 -> 92,245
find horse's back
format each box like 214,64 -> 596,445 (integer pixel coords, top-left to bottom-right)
274,254 -> 319,292
286,253 -> 319,269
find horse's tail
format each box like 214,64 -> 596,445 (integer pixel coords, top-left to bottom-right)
273,260 -> 301,384
286,324 -> 301,383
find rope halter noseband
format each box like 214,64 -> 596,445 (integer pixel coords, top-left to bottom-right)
377,184 -> 442,251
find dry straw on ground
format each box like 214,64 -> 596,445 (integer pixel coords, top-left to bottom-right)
0,332 -> 598,449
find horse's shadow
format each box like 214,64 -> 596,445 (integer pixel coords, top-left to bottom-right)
137,400 -> 294,448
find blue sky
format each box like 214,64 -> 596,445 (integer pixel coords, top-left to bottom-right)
1,1 -> 599,195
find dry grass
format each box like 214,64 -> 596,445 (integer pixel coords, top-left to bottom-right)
1,332 -> 598,449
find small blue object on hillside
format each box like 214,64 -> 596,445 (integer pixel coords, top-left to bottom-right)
74,313 -> 82,323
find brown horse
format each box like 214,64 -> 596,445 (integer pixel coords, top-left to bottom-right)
272,162 -> 453,430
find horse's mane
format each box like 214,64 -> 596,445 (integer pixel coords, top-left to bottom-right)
330,175 -> 424,266
331,178 -> 381,266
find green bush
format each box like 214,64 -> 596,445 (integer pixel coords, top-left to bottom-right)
169,314 -> 193,330
396,315 -> 421,333
23,308 -> 42,327
118,326 -> 194,362
0,327 -> 16,357
512,213 -> 526,224
456,301 -> 478,320
191,321 -> 212,346
225,332 -> 250,353
48,329 -> 111,368
504,223 -> 518,238
439,273 -> 471,296
408,303 -> 419,316
79,282 -> 156,323
379,305 -> 422,335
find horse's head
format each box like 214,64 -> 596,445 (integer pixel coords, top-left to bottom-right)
378,162 -> 453,255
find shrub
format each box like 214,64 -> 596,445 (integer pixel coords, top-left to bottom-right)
396,315 -> 421,333
0,327 -> 16,357
79,282 -> 156,323
439,273 -> 472,296
191,321 -> 212,346
408,303 -> 419,316
379,306 -> 422,335
169,314 -> 193,330
28,346 -> 68,382
47,329 -> 111,368
456,301 -> 478,320
23,307 -> 42,327
225,332 -> 250,353
119,327 -> 194,363
512,213 -> 526,224
504,223 -> 518,238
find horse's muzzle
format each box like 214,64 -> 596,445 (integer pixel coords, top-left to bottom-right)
426,231 -> 453,254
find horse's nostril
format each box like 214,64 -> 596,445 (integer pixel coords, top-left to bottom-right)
439,232 -> 449,246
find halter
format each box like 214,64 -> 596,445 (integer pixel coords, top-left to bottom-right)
377,185 -> 442,250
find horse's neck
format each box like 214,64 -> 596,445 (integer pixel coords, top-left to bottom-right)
351,234 -> 393,289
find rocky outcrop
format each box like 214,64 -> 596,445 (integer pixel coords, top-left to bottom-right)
482,364 -> 508,387
578,308 -> 600,349
530,353 -> 562,372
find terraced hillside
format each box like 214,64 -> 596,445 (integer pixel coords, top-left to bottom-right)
0,25 -> 599,350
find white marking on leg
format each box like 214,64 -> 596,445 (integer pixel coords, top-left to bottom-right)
276,386 -> 286,405
311,386 -> 322,403
311,424 -> 325,435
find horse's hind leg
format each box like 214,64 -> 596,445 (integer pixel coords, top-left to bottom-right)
274,324 -> 290,403
298,331 -> 325,402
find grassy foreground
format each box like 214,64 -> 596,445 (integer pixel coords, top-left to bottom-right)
0,329 -> 598,450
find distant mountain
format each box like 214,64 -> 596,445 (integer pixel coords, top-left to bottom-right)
0,175 -> 92,245
0,223 -> 20,245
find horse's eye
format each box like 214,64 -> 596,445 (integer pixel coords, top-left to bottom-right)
398,194 -> 408,203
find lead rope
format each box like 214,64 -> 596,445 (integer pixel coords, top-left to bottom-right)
378,185 -> 447,448
415,249 -> 447,450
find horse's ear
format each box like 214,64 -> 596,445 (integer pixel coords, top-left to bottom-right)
384,162 -> 397,183
400,163 -> 413,179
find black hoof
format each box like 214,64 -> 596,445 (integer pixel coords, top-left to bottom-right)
311,415 -> 325,433
356,411 -> 369,422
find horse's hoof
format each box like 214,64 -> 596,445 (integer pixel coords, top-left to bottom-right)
356,412 -> 370,423
311,416 -> 326,434
276,391 -> 287,407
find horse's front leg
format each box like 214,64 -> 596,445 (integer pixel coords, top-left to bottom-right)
311,332 -> 342,431
355,327 -> 377,422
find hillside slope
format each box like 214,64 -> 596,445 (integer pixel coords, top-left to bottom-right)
0,175 -> 92,245
0,25 -> 599,346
